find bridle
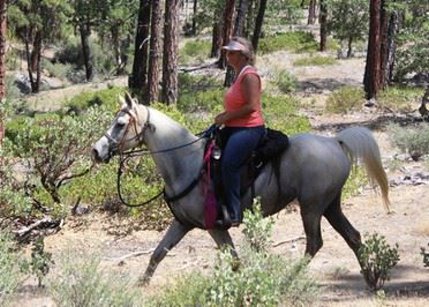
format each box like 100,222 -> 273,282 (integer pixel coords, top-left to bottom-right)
106,105 -> 214,208
104,106 -> 153,154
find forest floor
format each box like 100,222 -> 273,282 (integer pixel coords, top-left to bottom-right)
9,47 -> 429,306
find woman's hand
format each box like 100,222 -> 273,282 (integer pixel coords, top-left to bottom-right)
215,112 -> 229,125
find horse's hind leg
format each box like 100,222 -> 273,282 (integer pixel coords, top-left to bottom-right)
300,203 -> 324,257
139,219 -> 192,285
323,194 -> 362,259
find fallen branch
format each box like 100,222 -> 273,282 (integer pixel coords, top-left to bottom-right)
13,216 -> 62,242
179,60 -> 219,73
115,248 -> 177,266
272,236 -> 306,247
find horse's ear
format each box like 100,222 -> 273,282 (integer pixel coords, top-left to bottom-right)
125,91 -> 134,108
118,95 -> 126,106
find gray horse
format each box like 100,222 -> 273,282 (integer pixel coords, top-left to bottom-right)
92,93 -> 390,285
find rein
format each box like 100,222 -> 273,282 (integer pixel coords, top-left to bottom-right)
114,111 -> 217,207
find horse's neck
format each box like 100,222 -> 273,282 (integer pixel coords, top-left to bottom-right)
143,107 -> 204,191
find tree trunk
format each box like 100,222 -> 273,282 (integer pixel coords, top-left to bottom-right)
385,9 -> 398,84
210,20 -> 222,58
130,0 -> 151,97
308,0 -> 317,25
234,0 -> 249,36
347,36 -> 353,58
79,23 -> 93,81
218,0 -> 236,70
251,0 -> 267,53
0,0 -> 6,145
364,0 -> 383,100
319,0 -> 327,52
162,0 -> 180,105
146,0 -> 161,105
192,0 -> 197,35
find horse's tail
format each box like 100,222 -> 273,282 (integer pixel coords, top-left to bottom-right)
335,127 -> 391,212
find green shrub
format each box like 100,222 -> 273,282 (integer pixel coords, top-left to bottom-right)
29,237 -> 53,287
259,31 -> 318,54
263,94 -> 311,134
325,86 -> 365,114
359,233 -> 400,291
272,69 -> 298,94
388,123 -> 429,160
65,87 -> 126,115
48,250 -> 143,307
3,107 -> 112,214
0,232 -> 27,305
293,55 -> 337,66
378,86 -> 424,113
179,39 -> 212,65
342,166 -> 368,200
42,59 -> 73,82
149,202 -> 319,306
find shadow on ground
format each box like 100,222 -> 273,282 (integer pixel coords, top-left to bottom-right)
314,113 -> 427,132
319,264 -> 429,303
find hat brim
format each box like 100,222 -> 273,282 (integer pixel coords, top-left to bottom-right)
221,41 -> 247,52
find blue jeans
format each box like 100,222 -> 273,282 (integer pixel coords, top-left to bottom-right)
220,126 -> 265,222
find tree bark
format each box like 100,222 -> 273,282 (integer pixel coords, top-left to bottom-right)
308,0 -> 317,25
146,0 -> 161,105
130,0 -> 151,97
210,20 -> 222,58
234,0 -> 249,37
251,0 -> 267,53
192,0 -> 197,35
385,10 -> 399,84
162,0 -> 180,105
364,0 -> 383,100
218,0 -> 236,70
79,23 -> 94,81
319,0 -> 327,52
0,0 -> 6,145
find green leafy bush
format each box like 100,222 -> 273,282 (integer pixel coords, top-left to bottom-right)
259,31 -> 318,54
48,250 -> 143,307
342,166 -> 368,200
388,123 -> 429,160
3,107 -> 112,213
359,233 -> 400,291
263,94 -> 311,134
272,69 -> 298,94
29,237 -> 53,287
293,55 -> 337,66
0,232 -> 27,305
179,39 -> 212,65
325,86 -> 365,114
65,87 -> 126,115
378,86 -> 424,113
149,202 -> 318,306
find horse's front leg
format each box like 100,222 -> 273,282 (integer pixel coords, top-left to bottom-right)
208,228 -> 240,270
139,219 -> 192,285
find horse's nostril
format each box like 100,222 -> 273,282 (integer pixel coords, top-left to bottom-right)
91,148 -> 101,162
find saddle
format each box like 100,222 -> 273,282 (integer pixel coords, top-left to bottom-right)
202,128 -> 289,229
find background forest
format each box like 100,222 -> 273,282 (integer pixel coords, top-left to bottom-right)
0,0 -> 428,306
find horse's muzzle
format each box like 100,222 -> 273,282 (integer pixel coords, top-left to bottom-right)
91,147 -> 111,164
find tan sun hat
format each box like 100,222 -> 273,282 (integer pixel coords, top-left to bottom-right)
222,40 -> 251,58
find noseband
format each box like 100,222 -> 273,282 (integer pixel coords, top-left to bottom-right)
104,106 -> 152,152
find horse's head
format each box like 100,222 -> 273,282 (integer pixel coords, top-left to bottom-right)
91,92 -> 150,163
